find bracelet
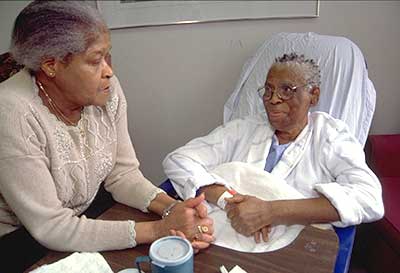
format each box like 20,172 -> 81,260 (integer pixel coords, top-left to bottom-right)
217,191 -> 234,210
162,200 -> 181,219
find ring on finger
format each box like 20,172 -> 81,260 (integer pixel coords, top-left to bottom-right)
197,225 -> 209,234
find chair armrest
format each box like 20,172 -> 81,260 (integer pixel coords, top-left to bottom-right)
334,226 -> 356,273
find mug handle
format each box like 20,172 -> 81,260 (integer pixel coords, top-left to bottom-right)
135,256 -> 151,273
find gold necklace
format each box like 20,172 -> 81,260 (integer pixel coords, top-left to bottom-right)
36,80 -> 80,126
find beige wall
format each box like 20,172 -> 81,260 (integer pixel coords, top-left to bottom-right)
1,1 -> 399,184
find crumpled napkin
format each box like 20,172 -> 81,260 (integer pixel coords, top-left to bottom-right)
30,252 -> 113,273
220,265 -> 248,273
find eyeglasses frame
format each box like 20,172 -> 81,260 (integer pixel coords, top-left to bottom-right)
257,82 -> 312,101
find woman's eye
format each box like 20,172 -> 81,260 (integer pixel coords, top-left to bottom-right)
282,85 -> 294,92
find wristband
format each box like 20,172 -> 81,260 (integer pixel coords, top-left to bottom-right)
217,191 -> 234,210
162,201 -> 181,218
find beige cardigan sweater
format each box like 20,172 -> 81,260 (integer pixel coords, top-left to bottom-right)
0,69 -> 163,251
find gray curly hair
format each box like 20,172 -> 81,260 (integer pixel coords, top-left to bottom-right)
10,0 -> 108,72
272,53 -> 321,87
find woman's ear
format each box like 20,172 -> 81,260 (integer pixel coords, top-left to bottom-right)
310,86 -> 320,106
40,58 -> 57,78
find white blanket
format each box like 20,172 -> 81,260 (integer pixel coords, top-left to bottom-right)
208,162 -> 329,253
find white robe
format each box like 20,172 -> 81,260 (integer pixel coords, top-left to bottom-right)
163,112 -> 384,227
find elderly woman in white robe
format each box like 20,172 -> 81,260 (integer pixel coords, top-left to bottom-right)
163,53 -> 384,242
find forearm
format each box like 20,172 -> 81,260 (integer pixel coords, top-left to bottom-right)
270,196 -> 340,225
163,153 -> 228,199
147,192 -> 177,216
138,194 -> 213,245
135,220 -> 167,245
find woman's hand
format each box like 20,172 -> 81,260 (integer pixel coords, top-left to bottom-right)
253,226 -> 272,243
169,229 -> 213,254
161,194 -> 214,245
225,194 -> 274,237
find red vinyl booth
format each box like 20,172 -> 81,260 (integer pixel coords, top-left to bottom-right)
359,134 -> 400,272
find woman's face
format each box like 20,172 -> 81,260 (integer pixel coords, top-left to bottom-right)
53,31 -> 113,108
263,64 -> 319,137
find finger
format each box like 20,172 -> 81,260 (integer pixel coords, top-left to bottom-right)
194,202 -> 208,218
231,221 -> 241,234
231,222 -> 252,237
226,209 -> 236,220
192,240 -> 210,250
261,227 -> 270,242
197,233 -> 214,243
184,193 -> 205,208
225,202 -> 236,212
225,195 -> 245,204
199,219 -> 214,234
253,231 -> 261,243
169,229 -> 177,236
175,230 -> 187,239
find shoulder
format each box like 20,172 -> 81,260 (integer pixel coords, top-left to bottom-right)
226,113 -> 269,128
212,113 -> 271,140
310,111 -> 359,145
0,69 -> 36,120
0,69 -> 34,106
0,72 -> 46,158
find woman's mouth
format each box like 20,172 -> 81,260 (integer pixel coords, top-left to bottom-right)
268,110 -> 285,119
101,86 -> 110,93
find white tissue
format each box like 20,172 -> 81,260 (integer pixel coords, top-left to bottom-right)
29,252 -> 113,273
229,265 -> 248,273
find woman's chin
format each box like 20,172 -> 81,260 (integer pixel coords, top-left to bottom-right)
92,94 -> 110,106
267,114 -> 285,125
268,118 -> 292,132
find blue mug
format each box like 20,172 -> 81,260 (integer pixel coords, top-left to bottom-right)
135,236 -> 194,273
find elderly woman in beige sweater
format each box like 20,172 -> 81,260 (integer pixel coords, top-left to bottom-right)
0,0 -> 213,262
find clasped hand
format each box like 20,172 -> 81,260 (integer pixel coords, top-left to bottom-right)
162,194 -> 214,253
225,194 -> 273,243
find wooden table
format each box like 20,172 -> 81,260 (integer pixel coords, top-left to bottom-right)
28,203 -> 339,273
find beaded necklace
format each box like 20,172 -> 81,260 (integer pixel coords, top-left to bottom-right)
36,80 -> 81,126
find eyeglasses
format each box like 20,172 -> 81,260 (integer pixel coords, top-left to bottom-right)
257,83 -> 311,101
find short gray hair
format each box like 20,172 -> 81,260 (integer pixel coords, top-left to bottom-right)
10,0 -> 108,72
272,53 -> 321,87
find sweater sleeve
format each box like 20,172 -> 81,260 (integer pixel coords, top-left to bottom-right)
0,99 -> 136,251
103,77 -> 164,212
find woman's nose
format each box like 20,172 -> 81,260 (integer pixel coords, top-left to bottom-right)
103,60 -> 114,79
268,90 -> 282,104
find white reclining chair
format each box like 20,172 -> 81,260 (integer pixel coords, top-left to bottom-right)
223,32 -> 377,273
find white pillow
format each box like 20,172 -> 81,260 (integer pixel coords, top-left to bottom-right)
207,162 -> 329,253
